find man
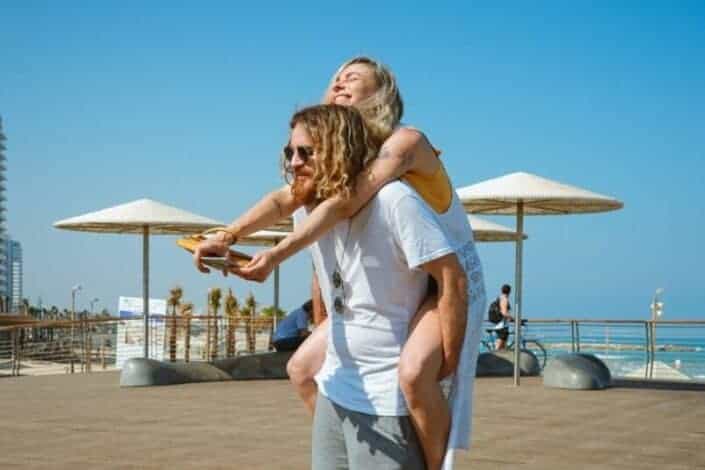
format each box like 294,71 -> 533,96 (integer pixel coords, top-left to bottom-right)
272,300 -> 313,352
285,105 -> 469,469
490,284 -> 513,350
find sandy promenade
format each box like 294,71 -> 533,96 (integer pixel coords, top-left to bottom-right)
1,372 -> 703,469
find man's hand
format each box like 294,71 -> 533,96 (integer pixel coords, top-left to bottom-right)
193,234 -> 231,274
231,249 -> 277,282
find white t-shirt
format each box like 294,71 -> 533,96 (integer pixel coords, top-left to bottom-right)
293,181 -> 454,416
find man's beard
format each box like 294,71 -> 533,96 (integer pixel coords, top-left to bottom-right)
291,174 -> 317,206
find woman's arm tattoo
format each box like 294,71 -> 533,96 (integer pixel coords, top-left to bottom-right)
378,145 -> 393,160
378,144 -> 415,172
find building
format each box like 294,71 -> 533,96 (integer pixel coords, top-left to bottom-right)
0,117 -> 7,308
6,240 -> 22,312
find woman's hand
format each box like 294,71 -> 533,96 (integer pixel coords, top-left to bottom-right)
234,249 -> 278,282
193,234 -> 231,274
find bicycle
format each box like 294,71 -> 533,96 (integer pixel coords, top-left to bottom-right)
481,319 -> 548,370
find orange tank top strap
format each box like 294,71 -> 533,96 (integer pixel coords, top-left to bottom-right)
395,125 -> 451,213
401,161 -> 452,214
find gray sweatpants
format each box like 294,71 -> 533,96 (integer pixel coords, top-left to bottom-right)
311,394 -> 426,470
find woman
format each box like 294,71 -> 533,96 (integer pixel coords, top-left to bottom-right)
194,57 -> 485,470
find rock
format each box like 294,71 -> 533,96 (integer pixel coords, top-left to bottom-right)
543,353 -> 611,390
214,351 -> 294,380
476,350 -> 541,377
120,358 -> 231,387
119,351 -> 295,387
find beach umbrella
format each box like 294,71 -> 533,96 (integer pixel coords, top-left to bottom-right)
54,198 -> 223,358
469,215 -> 526,242
238,229 -> 290,247
237,229 -> 291,328
457,172 -> 623,385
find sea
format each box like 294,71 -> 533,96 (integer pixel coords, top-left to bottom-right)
481,322 -> 705,381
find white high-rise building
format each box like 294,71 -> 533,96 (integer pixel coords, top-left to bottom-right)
0,116 -> 7,308
6,240 -> 22,312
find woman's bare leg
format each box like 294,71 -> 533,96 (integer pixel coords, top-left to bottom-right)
286,317 -> 329,415
398,296 -> 448,470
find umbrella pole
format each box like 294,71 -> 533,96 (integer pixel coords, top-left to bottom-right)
513,202 -> 524,386
273,265 -> 280,330
143,226 -> 150,359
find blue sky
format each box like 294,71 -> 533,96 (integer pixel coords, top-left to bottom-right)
1,2 -> 703,319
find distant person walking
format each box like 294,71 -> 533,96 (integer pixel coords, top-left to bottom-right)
272,300 -> 313,352
488,284 -> 513,350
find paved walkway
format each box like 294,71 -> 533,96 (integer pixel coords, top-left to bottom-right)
0,372 -> 703,469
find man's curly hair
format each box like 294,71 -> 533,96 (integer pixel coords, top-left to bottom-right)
283,104 -> 380,202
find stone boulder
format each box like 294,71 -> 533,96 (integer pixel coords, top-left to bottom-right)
120,358 -> 231,387
476,350 -> 541,377
543,353 -> 611,390
213,351 -> 294,380
120,351 -> 296,387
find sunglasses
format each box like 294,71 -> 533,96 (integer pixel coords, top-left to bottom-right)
283,145 -> 314,164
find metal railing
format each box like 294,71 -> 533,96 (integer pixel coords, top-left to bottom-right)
4,316 -> 702,382
0,318 -> 119,376
159,315 -> 274,363
506,319 -> 705,382
0,315 -> 275,377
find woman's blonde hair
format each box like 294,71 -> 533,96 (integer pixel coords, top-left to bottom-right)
325,56 -> 404,143
283,104 -> 379,202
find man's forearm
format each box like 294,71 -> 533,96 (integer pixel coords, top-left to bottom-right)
225,186 -> 299,242
269,196 -> 348,265
438,272 -> 468,372
422,255 -> 469,374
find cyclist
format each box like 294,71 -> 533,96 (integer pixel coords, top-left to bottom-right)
488,284 -> 514,350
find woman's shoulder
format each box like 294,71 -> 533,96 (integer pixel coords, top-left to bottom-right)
390,124 -> 425,141
389,125 -> 441,158
388,124 -> 441,157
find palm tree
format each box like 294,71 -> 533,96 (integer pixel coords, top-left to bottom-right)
259,305 -> 285,320
168,286 -> 183,315
208,288 -> 222,361
243,292 -> 257,317
243,292 -> 257,353
224,289 -> 239,357
180,302 -> 194,362
167,286 -> 183,361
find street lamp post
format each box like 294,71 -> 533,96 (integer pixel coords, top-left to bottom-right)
70,284 -> 82,373
649,288 -> 664,378
650,288 -> 664,322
